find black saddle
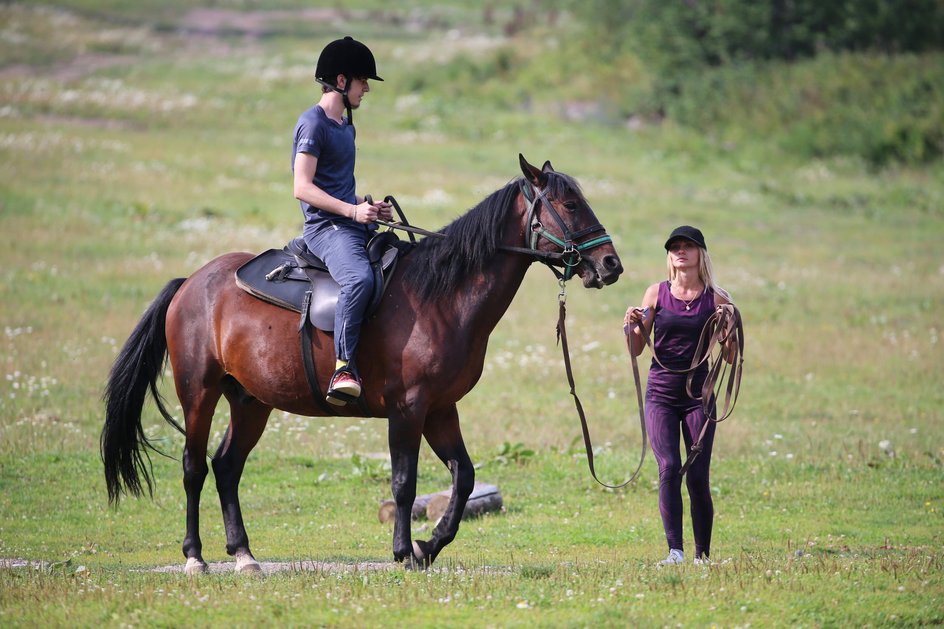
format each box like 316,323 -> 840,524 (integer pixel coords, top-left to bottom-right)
235,231 -> 404,331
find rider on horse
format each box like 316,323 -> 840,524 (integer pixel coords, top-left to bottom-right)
291,36 -> 393,405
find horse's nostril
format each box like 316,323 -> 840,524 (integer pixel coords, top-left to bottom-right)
603,255 -> 623,272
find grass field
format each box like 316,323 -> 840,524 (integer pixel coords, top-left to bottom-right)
1,3 -> 942,627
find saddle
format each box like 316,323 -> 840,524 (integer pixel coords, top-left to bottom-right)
234,231 -> 404,331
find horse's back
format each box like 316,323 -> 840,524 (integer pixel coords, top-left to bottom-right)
166,251 -> 352,415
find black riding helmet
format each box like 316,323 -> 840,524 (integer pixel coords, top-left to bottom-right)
315,36 -> 383,86
314,36 -> 382,125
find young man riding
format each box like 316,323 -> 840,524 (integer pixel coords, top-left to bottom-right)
292,36 -> 393,405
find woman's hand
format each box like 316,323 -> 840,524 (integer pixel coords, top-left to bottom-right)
623,306 -> 649,334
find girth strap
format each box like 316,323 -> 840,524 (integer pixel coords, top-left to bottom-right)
299,291 -> 338,416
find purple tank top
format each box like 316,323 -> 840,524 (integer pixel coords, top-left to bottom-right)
647,281 -> 715,402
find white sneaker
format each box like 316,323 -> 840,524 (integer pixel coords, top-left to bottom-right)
693,556 -> 710,566
658,549 -> 684,566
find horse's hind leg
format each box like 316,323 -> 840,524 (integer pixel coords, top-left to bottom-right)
413,404 -> 474,566
212,387 -> 272,573
180,385 -> 223,575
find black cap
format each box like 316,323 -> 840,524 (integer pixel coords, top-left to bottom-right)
664,225 -> 706,250
315,36 -> 383,84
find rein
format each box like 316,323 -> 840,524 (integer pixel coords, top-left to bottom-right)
373,191 -> 742,485
374,186 -> 614,271
557,282 -> 647,489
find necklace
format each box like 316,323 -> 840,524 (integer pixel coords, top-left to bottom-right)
672,285 -> 702,310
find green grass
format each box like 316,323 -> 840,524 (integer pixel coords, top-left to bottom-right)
1,2 -> 943,627
0,453 -> 941,626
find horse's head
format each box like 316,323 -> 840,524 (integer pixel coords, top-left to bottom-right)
518,154 -> 623,288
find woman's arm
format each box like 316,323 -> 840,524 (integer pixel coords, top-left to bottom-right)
624,283 -> 659,357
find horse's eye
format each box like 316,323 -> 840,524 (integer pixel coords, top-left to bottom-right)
563,201 -> 578,212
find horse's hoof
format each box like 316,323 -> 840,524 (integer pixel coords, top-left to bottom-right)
184,557 -> 208,575
411,540 -> 426,560
409,540 -> 432,570
235,552 -> 262,574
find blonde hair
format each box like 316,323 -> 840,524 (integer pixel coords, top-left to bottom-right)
666,246 -> 732,302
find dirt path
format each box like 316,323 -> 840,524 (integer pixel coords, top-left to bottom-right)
2,557 -> 510,575
152,558 -> 397,574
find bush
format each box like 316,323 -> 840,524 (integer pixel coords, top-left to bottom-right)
663,52 -> 944,166
569,0 -> 944,73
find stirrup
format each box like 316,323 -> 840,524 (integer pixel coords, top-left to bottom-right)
326,367 -> 362,406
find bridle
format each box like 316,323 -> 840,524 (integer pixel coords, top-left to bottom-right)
375,180 -> 615,279
518,180 -> 613,281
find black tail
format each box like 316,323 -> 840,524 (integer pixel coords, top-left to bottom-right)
101,278 -> 187,505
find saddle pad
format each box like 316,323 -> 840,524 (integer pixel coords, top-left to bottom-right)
234,249 -> 313,314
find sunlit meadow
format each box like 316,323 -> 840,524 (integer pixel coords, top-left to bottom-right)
1,2 -> 942,627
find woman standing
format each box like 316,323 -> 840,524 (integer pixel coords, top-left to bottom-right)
624,226 -> 734,565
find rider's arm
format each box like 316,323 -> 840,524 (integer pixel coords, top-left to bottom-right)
293,152 -> 379,222
624,283 -> 659,357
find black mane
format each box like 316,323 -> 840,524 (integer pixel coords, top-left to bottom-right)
403,171 -> 584,302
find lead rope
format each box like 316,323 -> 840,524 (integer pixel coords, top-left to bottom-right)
557,281 -> 648,489
560,296 -> 744,487
630,303 -> 745,476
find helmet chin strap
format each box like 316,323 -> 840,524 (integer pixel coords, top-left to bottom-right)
316,75 -> 353,125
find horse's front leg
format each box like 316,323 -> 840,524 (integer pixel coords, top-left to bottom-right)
387,407 -> 424,566
414,404 -> 474,566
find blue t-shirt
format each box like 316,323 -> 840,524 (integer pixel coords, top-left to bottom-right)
292,104 -> 358,232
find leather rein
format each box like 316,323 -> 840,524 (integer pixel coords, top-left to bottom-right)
376,181 -> 612,274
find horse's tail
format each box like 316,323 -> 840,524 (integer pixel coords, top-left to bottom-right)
101,278 -> 187,505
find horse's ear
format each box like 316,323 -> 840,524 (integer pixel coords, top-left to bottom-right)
519,153 -> 547,187
542,160 -> 555,173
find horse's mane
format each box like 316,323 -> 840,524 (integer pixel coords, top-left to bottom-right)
403,171 -> 584,302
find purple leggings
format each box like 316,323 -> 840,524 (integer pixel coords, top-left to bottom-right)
645,396 -> 715,558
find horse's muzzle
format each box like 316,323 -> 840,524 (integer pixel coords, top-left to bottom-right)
582,253 -> 623,288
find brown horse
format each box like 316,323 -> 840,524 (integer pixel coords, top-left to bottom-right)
101,155 -> 623,573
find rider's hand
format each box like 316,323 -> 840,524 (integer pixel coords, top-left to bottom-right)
351,201 -> 379,224
375,200 -> 393,222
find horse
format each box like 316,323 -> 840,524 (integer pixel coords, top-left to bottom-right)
101,154 -> 623,573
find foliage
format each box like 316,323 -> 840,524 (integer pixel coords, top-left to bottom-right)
487,441 -> 536,466
349,453 -> 392,482
559,0 -> 944,165
573,0 -> 944,74
665,51 -> 944,166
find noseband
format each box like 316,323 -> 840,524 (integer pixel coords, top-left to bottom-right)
519,180 -> 613,281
